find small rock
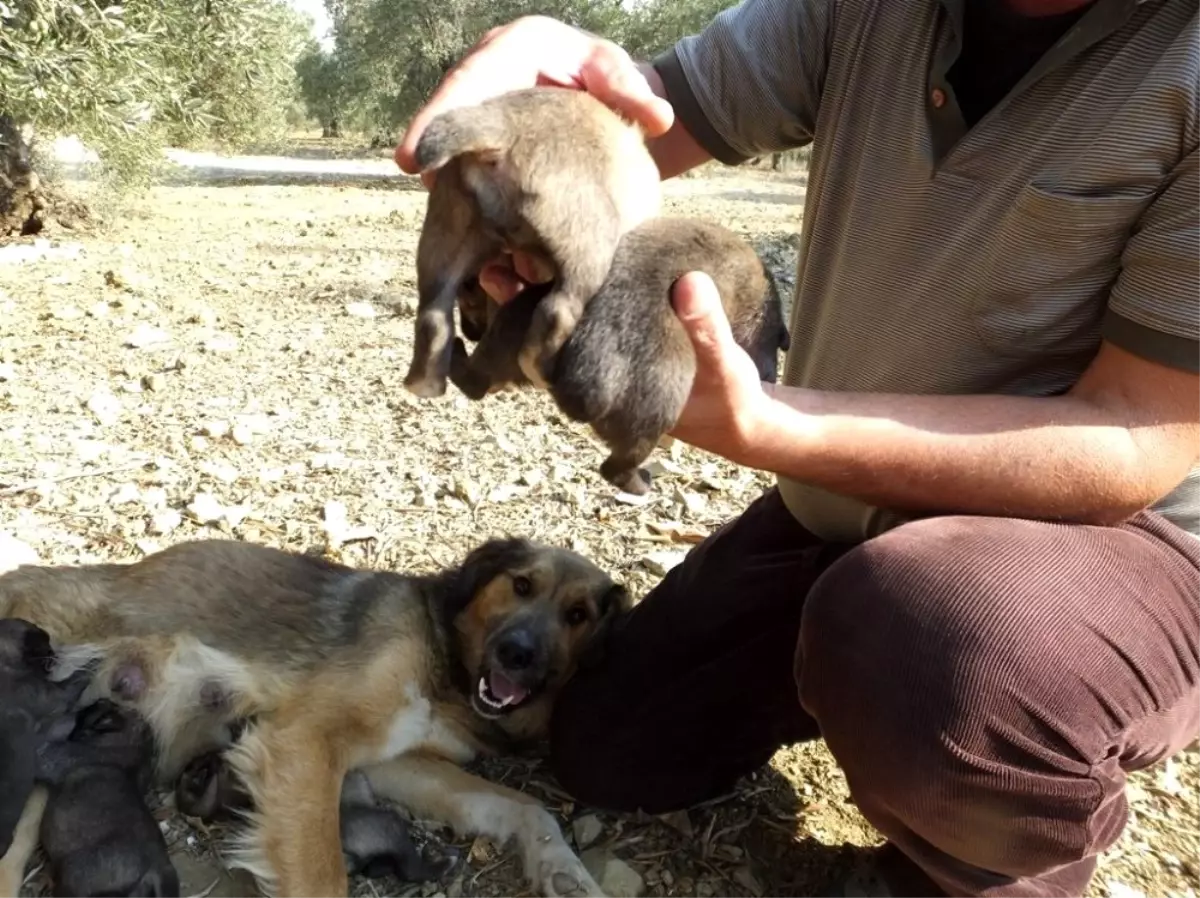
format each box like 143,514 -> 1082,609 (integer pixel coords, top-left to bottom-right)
732,866 -> 763,897
186,492 -> 224,524
309,452 -> 349,472
85,389 -> 123,426
521,469 -> 545,488
197,461 -> 239,484
613,490 -> 652,507
201,333 -> 239,353
108,483 -> 141,506
141,487 -> 168,510
0,533 -> 38,575
200,420 -> 230,439
187,435 -> 209,454
142,373 -> 167,392
87,301 -> 111,319
487,484 -> 523,503
124,324 -> 172,350
135,539 -> 160,555
223,504 -> 250,528
681,490 -> 708,516
185,305 -> 218,326
344,301 -> 378,319
121,380 -> 144,394
50,303 -> 84,321
0,362 -> 15,382
581,850 -> 644,898
230,424 -> 254,446
572,814 -> 603,849
73,439 -> 111,463
641,551 -> 688,576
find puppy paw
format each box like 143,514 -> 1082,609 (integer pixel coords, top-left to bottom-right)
601,463 -> 651,496
403,371 -> 448,399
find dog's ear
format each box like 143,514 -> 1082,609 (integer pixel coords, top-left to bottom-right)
577,582 -> 632,671
442,537 -> 535,620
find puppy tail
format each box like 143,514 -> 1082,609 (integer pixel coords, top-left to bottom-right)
414,104 -> 510,172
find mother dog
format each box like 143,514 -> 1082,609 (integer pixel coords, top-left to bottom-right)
0,536 -> 630,897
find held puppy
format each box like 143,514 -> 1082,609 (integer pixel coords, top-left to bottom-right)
0,537 -> 631,898
38,699 -> 179,898
0,620 -> 87,857
404,85 -> 661,397
451,216 -> 792,494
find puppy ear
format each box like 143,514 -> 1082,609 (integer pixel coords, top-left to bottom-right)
577,583 -> 632,671
442,537 -> 533,620
19,623 -> 53,670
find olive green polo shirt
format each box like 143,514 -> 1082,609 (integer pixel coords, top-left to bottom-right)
654,0 -> 1199,541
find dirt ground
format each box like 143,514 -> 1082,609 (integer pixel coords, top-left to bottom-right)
1,137 -> 1196,898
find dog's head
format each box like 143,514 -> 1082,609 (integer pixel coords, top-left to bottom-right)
445,538 -> 631,723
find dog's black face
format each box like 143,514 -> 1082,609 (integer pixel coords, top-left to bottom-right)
447,538 -> 631,721
68,700 -> 153,770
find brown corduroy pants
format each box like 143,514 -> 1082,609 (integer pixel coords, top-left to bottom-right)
548,489 -> 1200,897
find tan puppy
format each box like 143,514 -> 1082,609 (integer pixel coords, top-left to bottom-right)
0,537 -> 631,898
404,86 -> 661,397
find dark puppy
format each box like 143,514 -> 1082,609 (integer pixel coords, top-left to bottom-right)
339,771 -> 453,883
177,753 -> 451,883
404,85 -> 661,398
450,216 -> 792,493
0,619 -> 88,856
38,699 -> 179,898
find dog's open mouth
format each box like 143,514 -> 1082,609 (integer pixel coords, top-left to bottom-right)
474,669 -> 533,716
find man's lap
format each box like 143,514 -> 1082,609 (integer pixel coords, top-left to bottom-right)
549,489 -> 1200,817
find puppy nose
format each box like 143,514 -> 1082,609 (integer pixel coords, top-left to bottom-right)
496,629 -> 537,671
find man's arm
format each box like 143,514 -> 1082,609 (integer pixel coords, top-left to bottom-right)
744,341 -> 1198,525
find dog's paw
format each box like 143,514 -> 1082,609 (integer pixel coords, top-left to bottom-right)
538,851 -> 605,898
403,371 -> 448,398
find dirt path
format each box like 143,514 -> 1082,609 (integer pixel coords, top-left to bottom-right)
1,146 -> 1195,898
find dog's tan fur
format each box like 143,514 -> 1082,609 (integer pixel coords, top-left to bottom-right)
0,537 -> 630,897
404,86 -> 661,397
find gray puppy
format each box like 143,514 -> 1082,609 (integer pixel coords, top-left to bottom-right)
450,216 -> 792,494
38,699 -> 180,898
0,618 -> 88,857
404,85 -> 661,398
176,751 -> 453,884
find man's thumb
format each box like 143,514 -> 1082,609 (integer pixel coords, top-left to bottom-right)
671,271 -> 734,363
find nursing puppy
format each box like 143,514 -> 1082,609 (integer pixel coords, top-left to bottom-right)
450,216 -> 792,494
177,752 -> 450,883
404,85 -> 661,397
0,537 -> 630,897
38,699 -> 179,898
0,619 -> 87,857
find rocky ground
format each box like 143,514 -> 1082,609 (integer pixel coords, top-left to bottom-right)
1,137 -> 1196,898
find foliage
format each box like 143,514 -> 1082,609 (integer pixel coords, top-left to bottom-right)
315,0 -> 740,138
0,0 -> 311,187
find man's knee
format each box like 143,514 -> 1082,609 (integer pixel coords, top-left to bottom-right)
795,515 -> 1130,876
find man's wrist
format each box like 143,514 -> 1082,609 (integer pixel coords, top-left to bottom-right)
737,384 -> 825,474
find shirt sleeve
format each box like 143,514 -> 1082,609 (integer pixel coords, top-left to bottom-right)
1103,148 -> 1200,373
650,0 -> 835,165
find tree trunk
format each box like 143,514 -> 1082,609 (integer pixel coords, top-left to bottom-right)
0,115 -> 44,237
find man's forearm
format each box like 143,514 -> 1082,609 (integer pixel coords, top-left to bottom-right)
636,62 -> 712,179
745,384 -> 1194,525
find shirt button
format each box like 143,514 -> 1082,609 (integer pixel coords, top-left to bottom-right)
931,88 -> 947,108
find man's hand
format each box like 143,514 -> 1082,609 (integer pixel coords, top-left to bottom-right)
666,272 -> 774,464
395,16 -> 674,186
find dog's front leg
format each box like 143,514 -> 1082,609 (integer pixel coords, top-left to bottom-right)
0,787 -> 45,898
229,721 -> 348,898
362,755 -> 605,898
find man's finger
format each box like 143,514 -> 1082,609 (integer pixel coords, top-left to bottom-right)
671,271 -> 737,365
579,47 -> 675,137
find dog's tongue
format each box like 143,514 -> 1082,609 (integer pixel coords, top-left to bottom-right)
489,670 -> 529,706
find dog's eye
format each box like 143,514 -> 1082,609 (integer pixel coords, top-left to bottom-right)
564,603 -> 590,627
512,575 -> 532,597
